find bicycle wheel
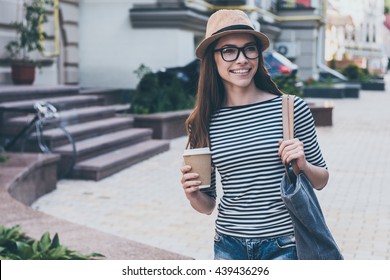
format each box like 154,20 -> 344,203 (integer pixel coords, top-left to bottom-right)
24,119 -> 77,179
55,123 -> 77,179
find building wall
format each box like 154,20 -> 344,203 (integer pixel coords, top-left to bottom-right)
79,0 -> 196,89
0,0 -> 24,84
326,0 -> 386,73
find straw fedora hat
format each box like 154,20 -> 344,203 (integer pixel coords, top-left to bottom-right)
195,9 -> 270,59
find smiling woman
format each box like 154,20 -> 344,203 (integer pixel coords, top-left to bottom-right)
179,9 -> 329,261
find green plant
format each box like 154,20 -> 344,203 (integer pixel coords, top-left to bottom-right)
302,76 -> 335,87
130,64 -> 194,114
341,63 -> 381,81
340,63 -> 363,81
273,75 -> 303,98
0,225 -> 104,260
0,147 -> 9,163
5,0 -> 53,63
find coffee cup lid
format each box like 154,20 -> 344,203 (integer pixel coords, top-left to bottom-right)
183,147 -> 211,156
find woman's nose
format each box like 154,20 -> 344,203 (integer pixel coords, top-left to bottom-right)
236,50 -> 248,63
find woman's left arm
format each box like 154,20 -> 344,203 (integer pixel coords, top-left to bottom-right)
278,138 -> 329,190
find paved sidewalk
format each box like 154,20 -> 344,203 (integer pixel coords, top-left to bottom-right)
33,79 -> 390,260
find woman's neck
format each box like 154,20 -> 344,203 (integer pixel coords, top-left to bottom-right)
224,84 -> 273,107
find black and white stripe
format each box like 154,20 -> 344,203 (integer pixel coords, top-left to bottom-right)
202,95 -> 326,238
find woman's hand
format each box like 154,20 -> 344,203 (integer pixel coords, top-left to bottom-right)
180,165 -> 202,195
180,165 -> 216,214
278,138 -> 329,190
278,138 -> 308,172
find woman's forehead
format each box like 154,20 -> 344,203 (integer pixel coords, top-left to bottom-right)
216,33 -> 256,48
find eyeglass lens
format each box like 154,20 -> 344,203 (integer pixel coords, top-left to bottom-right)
219,45 -> 259,62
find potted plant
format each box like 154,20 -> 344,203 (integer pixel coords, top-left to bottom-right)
5,0 -> 53,85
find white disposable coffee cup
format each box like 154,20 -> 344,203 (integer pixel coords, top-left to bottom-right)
183,147 -> 212,189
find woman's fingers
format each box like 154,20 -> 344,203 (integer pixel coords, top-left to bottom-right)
278,138 -> 305,164
183,180 -> 202,193
180,165 -> 192,174
181,164 -> 201,192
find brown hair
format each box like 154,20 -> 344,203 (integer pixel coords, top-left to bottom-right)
186,38 -> 283,149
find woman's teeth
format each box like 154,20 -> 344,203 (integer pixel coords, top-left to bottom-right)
231,69 -> 249,74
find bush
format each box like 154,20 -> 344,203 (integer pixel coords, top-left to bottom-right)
341,63 -> 381,81
130,64 -> 194,114
0,147 -> 9,163
341,64 -> 363,80
0,225 -> 104,260
273,75 -> 303,98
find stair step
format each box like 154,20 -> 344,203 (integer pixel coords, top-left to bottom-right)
0,95 -> 105,113
0,85 -> 80,102
79,88 -> 126,106
71,139 -> 170,181
3,106 -> 120,136
36,116 -> 135,147
54,128 -> 153,161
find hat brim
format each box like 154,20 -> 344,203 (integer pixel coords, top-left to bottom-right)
195,29 -> 270,59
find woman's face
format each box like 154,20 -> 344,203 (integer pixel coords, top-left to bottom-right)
214,33 -> 259,91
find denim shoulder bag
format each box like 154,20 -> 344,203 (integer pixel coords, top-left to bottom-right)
280,94 -> 343,260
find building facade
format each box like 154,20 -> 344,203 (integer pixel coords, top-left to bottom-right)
0,0 -> 80,85
0,0 -> 386,88
326,0 -> 387,74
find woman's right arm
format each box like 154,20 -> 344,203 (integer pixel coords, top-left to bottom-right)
180,165 -> 216,215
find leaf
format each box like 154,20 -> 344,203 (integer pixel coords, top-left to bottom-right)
50,233 -> 60,249
39,232 -> 52,252
15,241 -> 33,259
46,246 -> 67,260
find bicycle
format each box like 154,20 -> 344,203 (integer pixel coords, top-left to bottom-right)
1,101 -> 77,179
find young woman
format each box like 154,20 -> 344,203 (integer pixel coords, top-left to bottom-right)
180,9 -> 329,260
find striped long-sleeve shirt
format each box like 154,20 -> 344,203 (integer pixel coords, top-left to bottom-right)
202,95 -> 327,238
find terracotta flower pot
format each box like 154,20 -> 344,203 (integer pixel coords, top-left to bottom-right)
11,61 -> 36,85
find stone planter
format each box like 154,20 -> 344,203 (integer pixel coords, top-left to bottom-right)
360,79 -> 385,91
303,84 -> 345,99
0,152 -> 60,206
303,83 -> 360,99
344,83 -> 361,98
133,109 -> 192,139
308,104 -> 333,126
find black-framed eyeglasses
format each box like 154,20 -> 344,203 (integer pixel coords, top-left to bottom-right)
214,44 -> 259,62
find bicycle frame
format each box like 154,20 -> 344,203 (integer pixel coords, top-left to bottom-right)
4,102 -> 59,152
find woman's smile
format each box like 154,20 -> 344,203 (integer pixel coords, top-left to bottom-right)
229,68 -> 251,75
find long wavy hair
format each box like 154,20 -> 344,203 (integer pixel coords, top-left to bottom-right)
185,37 -> 284,149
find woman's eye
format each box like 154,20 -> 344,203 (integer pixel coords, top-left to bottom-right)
222,48 -> 236,54
245,46 -> 257,52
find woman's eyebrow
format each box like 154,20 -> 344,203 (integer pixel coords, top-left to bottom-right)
219,42 -> 257,48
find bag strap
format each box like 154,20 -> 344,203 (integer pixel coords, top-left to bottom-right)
282,94 -> 300,176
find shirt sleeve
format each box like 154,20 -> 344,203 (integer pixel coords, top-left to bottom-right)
293,96 -> 327,168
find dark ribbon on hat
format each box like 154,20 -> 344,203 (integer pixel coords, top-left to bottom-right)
212,24 -> 254,36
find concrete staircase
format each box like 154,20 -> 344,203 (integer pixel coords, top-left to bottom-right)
0,86 -> 170,181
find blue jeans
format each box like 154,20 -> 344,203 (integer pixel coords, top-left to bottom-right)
214,231 -> 298,260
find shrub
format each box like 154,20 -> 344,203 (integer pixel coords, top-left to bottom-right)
130,64 -> 194,114
273,75 -> 303,98
341,63 -> 363,81
341,63 -> 381,81
0,147 -> 9,163
0,225 -> 104,260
